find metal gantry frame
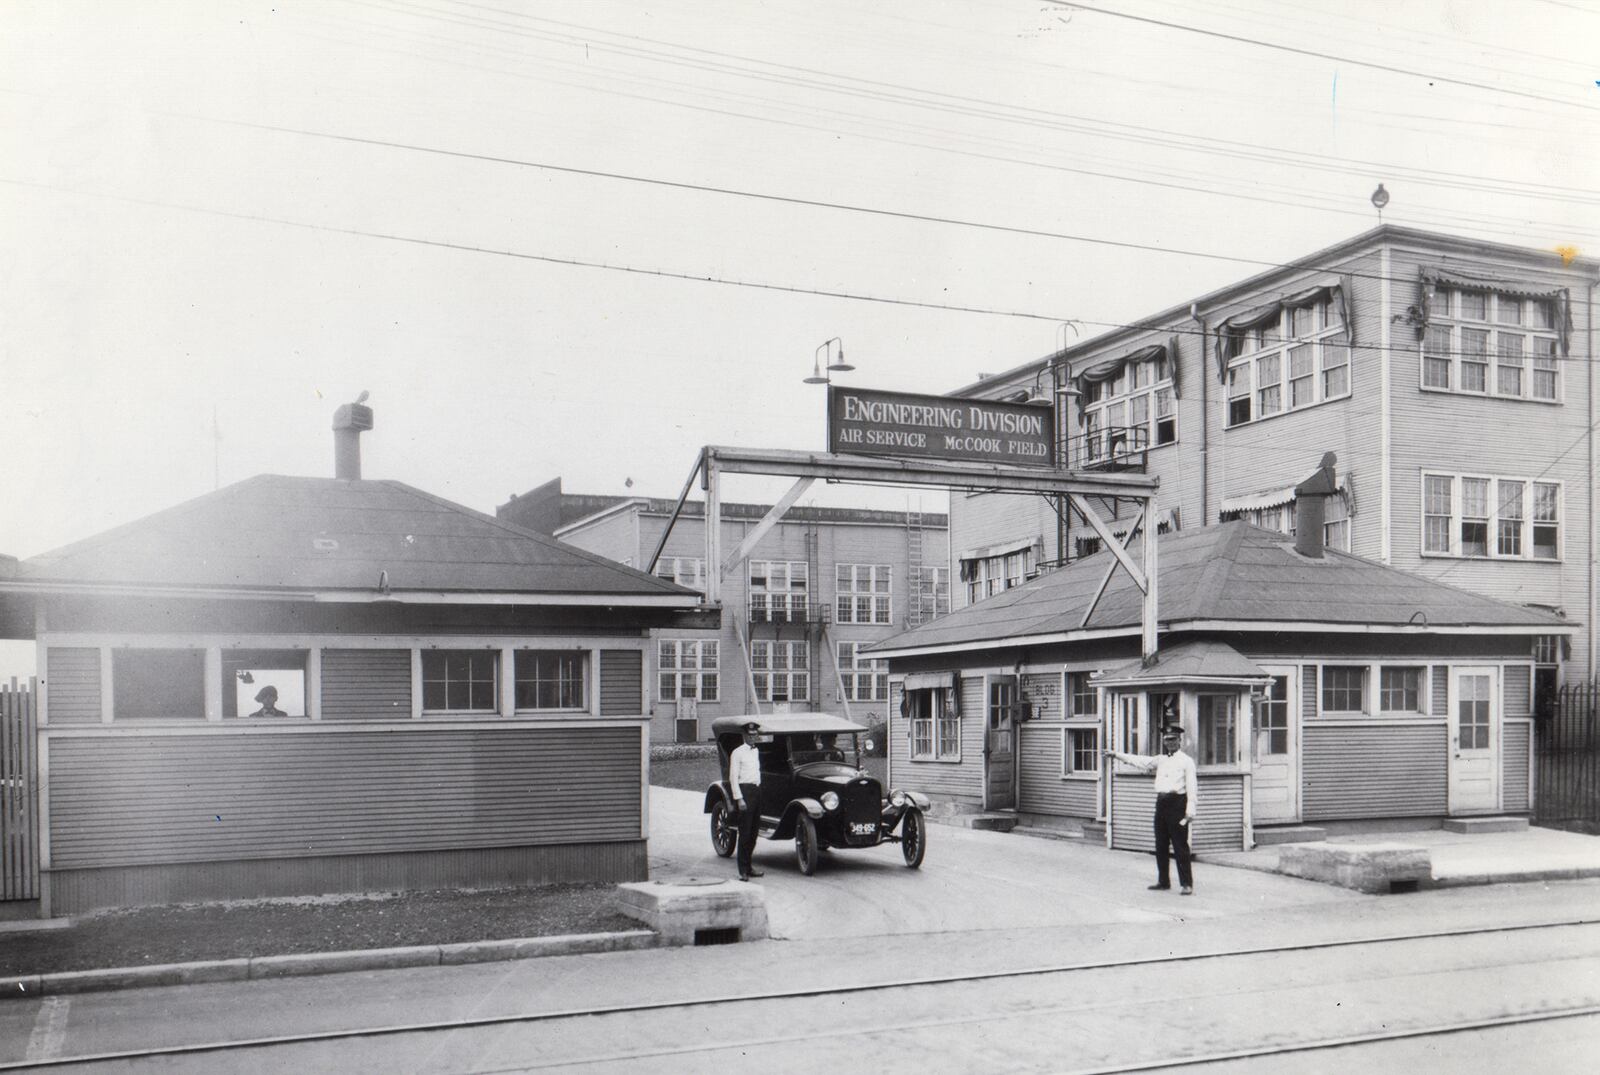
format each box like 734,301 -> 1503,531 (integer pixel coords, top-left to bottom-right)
648,446 -> 1163,659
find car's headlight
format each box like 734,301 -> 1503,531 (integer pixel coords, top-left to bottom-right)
820,792 -> 840,811
889,790 -> 906,808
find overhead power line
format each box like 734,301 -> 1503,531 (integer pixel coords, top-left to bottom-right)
1053,1 -> 1599,112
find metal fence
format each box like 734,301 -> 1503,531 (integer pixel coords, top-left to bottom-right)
1,677 -> 39,901
1534,681 -> 1600,834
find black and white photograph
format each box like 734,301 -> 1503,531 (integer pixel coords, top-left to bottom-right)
1,1 -> 1598,1070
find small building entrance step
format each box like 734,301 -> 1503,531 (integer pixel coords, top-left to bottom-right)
1254,825 -> 1328,846
1082,821 -> 1106,841
1277,842 -> 1432,894
1442,816 -> 1530,834
943,812 -> 1020,832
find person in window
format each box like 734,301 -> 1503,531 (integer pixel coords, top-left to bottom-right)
729,721 -> 764,881
250,685 -> 287,718
1105,725 -> 1197,894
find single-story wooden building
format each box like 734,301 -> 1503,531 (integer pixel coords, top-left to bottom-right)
872,473 -> 1571,853
0,433 -> 712,915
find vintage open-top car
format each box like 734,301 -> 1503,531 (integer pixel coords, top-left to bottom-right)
703,713 -> 929,874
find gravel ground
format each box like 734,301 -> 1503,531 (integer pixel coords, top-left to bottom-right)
1,883 -> 636,976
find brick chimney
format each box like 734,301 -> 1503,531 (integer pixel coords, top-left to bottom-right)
1293,452 -> 1338,559
332,397 -> 374,480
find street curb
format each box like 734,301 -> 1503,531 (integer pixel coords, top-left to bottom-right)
0,930 -> 659,1000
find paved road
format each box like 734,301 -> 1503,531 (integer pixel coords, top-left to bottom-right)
647,786 -> 1365,937
4,787 -> 1598,1071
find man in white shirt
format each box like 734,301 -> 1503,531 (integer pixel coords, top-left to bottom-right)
728,721 -> 764,881
1105,725 -> 1198,895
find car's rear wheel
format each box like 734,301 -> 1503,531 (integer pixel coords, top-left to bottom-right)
795,814 -> 819,876
710,798 -> 737,858
901,807 -> 926,868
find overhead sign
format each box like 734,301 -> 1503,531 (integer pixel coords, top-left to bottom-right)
827,386 -> 1055,468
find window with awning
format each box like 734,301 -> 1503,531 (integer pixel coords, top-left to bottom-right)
1416,268 -> 1568,403
1069,339 -> 1182,466
1214,280 -> 1353,426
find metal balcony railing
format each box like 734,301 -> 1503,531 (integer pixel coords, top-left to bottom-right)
746,599 -> 830,627
1066,424 -> 1149,472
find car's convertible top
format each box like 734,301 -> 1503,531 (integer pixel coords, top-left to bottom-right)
710,713 -> 868,739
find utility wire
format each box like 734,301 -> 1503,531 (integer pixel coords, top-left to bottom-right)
1051,0 -> 1600,112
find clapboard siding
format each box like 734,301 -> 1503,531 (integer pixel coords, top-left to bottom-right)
1431,666 -> 1448,716
321,649 -> 412,720
1303,723 -> 1447,818
1109,774 -> 1245,852
49,841 -> 647,916
1302,665 -> 1317,719
1017,724 -> 1097,817
888,677 -> 984,805
48,725 -> 643,868
46,647 -> 101,724
1503,722 -> 1530,811
600,650 -> 643,715
1022,673 -> 1061,721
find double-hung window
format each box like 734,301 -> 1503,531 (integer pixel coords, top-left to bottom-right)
836,642 -> 889,702
1321,666 -> 1367,715
836,563 -> 892,624
908,688 -> 959,760
1421,473 -> 1561,561
423,650 -> 498,713
654,556 -> 705,592
1080,352 -> 1176,463
1223,295 -> 1350,427
515,650 -> 585,711
658,639 -> 719,701
1421,287 -> 1561,402
1197,694 -> 1239,766
749,560 -> 809,623
1378,667 -> 1424,714
963,547 -> 1035,604
1062,671 -> 1101,777
751,640 -> 808,703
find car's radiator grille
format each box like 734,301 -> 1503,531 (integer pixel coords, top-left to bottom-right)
840,780 -> 881,846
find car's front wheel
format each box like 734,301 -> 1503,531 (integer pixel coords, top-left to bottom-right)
710,798 -> 737,858
901,807 -> 926,868
795,814 -> 819,876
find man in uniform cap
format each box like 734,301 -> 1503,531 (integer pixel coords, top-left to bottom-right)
1105,724 -> 1197,894
728,721 -> 764,881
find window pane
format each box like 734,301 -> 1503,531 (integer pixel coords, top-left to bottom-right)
1460,291 -> 1487,320
1198,694 -> 1237,765
1460,329 -> 1489,391
114,649 -> 206,721
1380,667 -> 1421,712
1497,333 -> 1524,396
1322,666 -> 1365,712
224,649 -> 309,718
1498,481 -> 1524,557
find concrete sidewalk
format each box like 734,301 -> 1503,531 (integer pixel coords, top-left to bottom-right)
1205,823 -> 1600,887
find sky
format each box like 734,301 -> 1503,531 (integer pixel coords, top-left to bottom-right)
2,0 -> 1597,674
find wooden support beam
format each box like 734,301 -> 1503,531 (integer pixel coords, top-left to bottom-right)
721,477 -> 813,580
1079,510 -> 1145,629
1070,496 -> 1148,594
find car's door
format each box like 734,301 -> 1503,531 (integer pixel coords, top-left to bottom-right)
755,737 -> 792,824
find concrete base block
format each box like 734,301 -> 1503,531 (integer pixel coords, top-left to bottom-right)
616,877 -> 768,946
1253,825 -> 1327,846
1442,816 -> 1529,834
958,814 -> 1019,832
1277,842 -> 1432,894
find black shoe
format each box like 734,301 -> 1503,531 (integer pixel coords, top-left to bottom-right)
1147,883 -> 1170,890
747,869 -> 765,877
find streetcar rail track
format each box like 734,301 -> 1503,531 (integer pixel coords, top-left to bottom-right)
7,915 -> 1597,1071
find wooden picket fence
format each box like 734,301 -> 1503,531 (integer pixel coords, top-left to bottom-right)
1,677 -> 39,901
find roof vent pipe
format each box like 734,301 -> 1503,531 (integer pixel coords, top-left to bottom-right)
332,393 -> 374,480
1293,452 -> 1339,559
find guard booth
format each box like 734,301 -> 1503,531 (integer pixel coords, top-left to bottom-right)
1098,641 -> 1272,855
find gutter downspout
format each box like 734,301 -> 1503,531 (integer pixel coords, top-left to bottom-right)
1191,304 -> 1210,524
1590,278 -> 1597,681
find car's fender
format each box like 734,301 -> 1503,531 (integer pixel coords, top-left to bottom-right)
904,790 -> 931,811
771,798 -> 825,839
703,783 -> 736,814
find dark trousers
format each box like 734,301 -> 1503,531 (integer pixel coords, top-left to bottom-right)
1154,792 -> 1193,888
735,783 -> 761,875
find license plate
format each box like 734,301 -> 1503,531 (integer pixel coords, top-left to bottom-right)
850,822 -> 876,836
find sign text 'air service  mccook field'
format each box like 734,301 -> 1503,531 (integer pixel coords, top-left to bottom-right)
827,386 -> 1055,467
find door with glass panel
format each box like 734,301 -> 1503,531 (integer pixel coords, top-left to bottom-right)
984,676 -> 1018,811
1251,668 -> 1299,824
1448,667 -> 1499,814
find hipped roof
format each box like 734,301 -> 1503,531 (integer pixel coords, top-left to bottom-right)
7,475 -> 699,602
872,521 -> 1567,657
